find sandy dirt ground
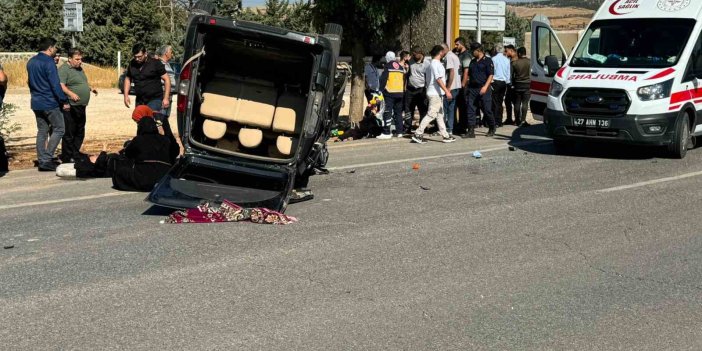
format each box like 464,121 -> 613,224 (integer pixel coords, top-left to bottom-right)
510,6 -> 595,30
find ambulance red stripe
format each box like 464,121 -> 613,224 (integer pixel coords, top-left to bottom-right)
645,68 -> 675,80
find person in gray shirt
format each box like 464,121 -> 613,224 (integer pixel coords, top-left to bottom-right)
403,46 -> 430,132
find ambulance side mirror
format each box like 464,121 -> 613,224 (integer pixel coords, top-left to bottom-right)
545,55 -> 561,77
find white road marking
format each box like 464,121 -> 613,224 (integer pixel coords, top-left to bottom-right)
597,170 -> 702,193
328,140 -> 546,171
0,192 -> 136,210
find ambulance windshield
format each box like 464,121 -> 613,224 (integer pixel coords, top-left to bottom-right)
571,19 -> 695,68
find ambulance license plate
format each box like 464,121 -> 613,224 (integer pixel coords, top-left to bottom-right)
574,118 -> 610,128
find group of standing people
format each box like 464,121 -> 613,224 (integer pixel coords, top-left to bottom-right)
365,38 -> 532,144
16,38 -> 178,191
22,39 -> 175,172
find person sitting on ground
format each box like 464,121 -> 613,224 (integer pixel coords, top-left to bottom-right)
73,105 -> 179,191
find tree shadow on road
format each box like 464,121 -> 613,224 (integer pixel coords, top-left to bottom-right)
507,124 -> 665,161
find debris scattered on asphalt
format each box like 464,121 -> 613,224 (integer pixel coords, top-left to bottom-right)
27,239 -> 39,242
166,200 -> 298,225
347,169 -> 356,174
420,186 -> 431,191
473,151 -> 482,159
508,146 -> 516,151
524,152 -> 528,155
3,245 -> 14,249
412,163 -> 421,170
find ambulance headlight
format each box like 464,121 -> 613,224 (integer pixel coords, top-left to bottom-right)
637,79 -> 673,101
549,81 -> 564,97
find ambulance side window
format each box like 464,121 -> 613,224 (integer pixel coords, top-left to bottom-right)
536,27 -> 566,67
685,32 -> 702,82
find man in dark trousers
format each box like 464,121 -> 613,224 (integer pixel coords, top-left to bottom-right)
455,37 -> 471,136
404,46 -> 429,132
491,43 -> 511,127
27,38 -> 69,171
466,42 -> 496,138
58,48 -> 98,163
123,44 -> 171,119
378,51 -> 406,139
512,47 -> 532,127
503,45 -> 517,125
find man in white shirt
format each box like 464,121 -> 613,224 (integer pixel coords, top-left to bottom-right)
491,43 -> 511,127
441,43 -> 462,135
411,45 -> 456,144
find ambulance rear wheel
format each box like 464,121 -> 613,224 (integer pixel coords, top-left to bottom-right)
667,112 -> 690,159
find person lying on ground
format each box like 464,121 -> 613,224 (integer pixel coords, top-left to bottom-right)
73,105 -> 179,191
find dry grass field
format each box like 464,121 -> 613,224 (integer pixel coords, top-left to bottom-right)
510,5 -> 595,30
2,59 -> 119,90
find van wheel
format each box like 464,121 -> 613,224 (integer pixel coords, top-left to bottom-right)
667,113 -> 690,159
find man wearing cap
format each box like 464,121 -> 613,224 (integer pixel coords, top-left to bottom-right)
378,51 -> 406,139
27,38 -> 69,171
466,42 -> 496,138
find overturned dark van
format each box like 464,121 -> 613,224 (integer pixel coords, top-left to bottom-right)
148,12 -> 349,211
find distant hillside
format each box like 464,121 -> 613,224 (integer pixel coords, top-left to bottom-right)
508,0 -> 604,10
544,0 -> 603,10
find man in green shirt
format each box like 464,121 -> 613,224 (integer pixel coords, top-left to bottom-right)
58,48 -> 97,163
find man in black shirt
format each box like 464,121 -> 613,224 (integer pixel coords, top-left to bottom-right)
466,42 -> 496,138
123,44 -> 171,119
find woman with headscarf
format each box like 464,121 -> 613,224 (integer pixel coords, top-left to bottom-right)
74,105 -> 179,191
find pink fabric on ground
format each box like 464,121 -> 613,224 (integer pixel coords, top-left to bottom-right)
165,200 -> 297,225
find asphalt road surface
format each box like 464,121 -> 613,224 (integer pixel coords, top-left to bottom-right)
1,125 -> 701,350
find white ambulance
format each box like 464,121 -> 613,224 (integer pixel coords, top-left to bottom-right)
533,0 -> 702,158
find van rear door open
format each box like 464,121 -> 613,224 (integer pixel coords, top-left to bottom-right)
530,15 -> 568,121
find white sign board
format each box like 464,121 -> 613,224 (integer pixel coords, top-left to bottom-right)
459,0 -> 506,31
503,37 -> 516,47
459,16 -> 506,31
63,2 -> 83,32
459,0 -> 506,16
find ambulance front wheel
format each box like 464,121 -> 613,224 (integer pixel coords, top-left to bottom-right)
667,112 -> 690,159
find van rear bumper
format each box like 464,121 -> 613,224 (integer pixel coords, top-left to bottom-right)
544,109 -> 678,146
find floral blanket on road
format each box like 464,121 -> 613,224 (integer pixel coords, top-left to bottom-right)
166,200 -> 297,225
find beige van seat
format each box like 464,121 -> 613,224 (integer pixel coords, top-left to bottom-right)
239,128 -> 263,149
200,78 -> 277,129
202,119 -> 227,140
276,136 -> 294,156
272,93 -> 306,133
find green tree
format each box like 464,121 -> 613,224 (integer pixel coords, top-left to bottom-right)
0,0 -> 69,52
313,0 -> 426,122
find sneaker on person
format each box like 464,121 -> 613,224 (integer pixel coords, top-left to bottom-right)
395,133 -> 405,138
486,128 -> 496,137
443,136 -> 456,143
376,133 -> 392,140
411,134 -> 426,144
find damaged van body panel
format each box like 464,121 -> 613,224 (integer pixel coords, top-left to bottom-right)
148,15 -> 348,211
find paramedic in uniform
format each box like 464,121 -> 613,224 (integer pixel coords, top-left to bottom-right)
378,51 -> 406,139
466,42 -> 496,138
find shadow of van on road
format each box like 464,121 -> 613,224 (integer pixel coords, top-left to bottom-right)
507,124 -> 667,161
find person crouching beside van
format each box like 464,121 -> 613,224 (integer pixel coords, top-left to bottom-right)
75,105 -> 179,191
